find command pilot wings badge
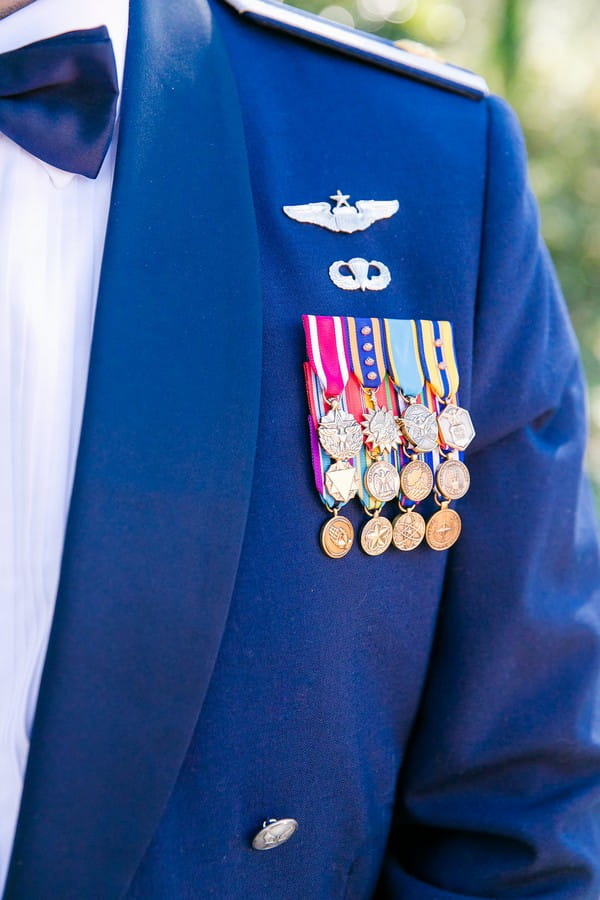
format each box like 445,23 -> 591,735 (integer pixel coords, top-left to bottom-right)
283,190 -> 399,234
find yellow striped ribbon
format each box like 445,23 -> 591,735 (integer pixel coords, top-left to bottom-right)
418,320 -> 460,399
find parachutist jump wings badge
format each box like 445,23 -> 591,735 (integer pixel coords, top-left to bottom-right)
283,190 -> 399,234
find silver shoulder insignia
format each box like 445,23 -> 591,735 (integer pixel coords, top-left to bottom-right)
283,190 -> 399,233
220,0 -> 488,100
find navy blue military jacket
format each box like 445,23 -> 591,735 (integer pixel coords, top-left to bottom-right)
5,0 -> 600,897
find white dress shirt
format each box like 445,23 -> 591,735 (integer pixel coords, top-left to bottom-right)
0,0 -> 129,889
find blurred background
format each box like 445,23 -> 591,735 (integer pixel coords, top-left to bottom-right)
290,0 -> 600,506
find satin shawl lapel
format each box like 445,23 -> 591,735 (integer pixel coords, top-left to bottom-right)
5,1 -> 261,896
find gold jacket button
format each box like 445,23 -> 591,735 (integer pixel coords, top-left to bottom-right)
252,818 -> 298,850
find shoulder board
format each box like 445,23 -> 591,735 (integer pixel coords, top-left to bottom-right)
220,0 -> 489,100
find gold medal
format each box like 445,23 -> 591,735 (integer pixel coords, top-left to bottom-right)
320,514 -> 354,559
399,459 -> 433,502
392,510 -> 426,551
399,403 -> 438,452
364,459 -> 400,502
325,460 -> 359,503
436,458 -> 470,500
426,505 -> 461,551
437,404 -> 475,451
360,514 -> 393,556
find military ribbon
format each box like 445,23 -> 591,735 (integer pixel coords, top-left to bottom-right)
383,318 -> 424,399
303,315 -> 363,559
345,316 -> 387,389
415,319 -> 459,400
412,320 -> 474,551
344,316 -> 400,554
379,317 -> 433,542
413,319 -> 474,456
303,314 -> 351,399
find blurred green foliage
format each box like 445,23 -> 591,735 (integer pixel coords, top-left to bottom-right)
291,0 -> 600,505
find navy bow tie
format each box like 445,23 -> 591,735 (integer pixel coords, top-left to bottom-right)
0,26 -> 119,178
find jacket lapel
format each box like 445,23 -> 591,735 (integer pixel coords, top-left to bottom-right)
5,0 -> 261,896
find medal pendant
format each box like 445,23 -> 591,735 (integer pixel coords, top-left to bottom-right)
361,406 -> 401,454
360,513 -> 393,556
426,506 -> 462,551
437,404 -> 475,451
399,403 -> 438,452
392,510 -> 426,551
318,406 -> 363,460
436,458 -> 470,500
399,459 -> 433,502
364,459 -> 400,502
320,514 -> 354,559
325,460 -> 359,503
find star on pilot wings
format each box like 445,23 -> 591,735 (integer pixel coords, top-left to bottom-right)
283,190 -> 399,234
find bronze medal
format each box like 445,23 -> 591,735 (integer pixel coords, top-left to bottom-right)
425,507 -> 461,551
392,510 -> 426,551
436,458 -> 470,500
364,459 -> 400,502
399,459 -> 433,502
360,515 -> 393,556
320,515 -> 354,559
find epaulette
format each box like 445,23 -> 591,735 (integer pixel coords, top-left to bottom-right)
220,0 -> 489,100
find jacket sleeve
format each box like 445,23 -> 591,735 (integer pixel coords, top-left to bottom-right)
377,95 -> 600,898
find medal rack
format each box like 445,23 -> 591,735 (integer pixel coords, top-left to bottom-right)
303,315 -> 474,558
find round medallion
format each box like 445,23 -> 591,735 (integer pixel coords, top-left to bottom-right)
364,459 -> 400,502
392,510 -> 426,551
360,515 -> 393,556
320,515 -> 354,559
325,460 -> 359,503
437,404 -> 475,451
399,403 -> 438,452
425,507 -> 462,551
318,407 -> 363,460
436,459 -> 470,500
399,459 -> 433,502
361,407 -> 401,454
